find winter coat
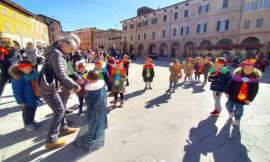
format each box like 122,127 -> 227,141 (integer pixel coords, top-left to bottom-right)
183,61 -> 194,75
194,63 -> 204,75
95,68 -> 112,92
111,68 -> 126,93
37,47 -> 80,94
24,48 -> 37,66
226,68 -> 261,104
169,63 -> 182,82
9,65 -> 39,107
208,67 -> 232,92
202,62 -> 214,75
142,64 -> 155,82
0,47 -> 21,65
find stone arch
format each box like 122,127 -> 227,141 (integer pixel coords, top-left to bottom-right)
148,43 -> 157,54
159,43 -> 168,57
184,41 -> 195,56
241,37 -> 260,45
216,39 -> 233,46
171,42 -> 180,57
200,40 -> 212,48
137,44 -> 144,56
129,45 -> 135,54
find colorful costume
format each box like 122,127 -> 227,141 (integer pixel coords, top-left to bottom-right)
142,64 -> 155,89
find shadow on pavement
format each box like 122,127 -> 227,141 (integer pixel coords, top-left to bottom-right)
183,116 -> 251,162
125,89 -> 145,100
0,105 -> 21,118
38,142 -> 91,162
145,93 -> 171,109
0,100 -> 16,106
182,82 -> 206,93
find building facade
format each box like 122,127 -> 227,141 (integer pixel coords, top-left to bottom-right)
37,14 -> 62,44
93,29 -> 122,52
71,28 -> 100,50
0,0 -> 49,49
121,0 -> 270,57
239,0 -> 270,52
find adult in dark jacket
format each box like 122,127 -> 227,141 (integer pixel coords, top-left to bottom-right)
225,60 -> 261,126
37,34 -> 81,149
208,57 -> 232,116
0,38 -> 21,98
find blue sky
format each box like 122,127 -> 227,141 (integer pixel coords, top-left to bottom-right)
13,0 -> 183,31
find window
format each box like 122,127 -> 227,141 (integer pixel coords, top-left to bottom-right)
3,7 -> 7,15
199,4 -> 209,13
137,22 -> 142,28
151,18 -> 158,25
5,23 -> 11,33
175,6 -> 178,9
243,20 -> 251,29
123,26 -> 127,31
217,19 -> 229,31
138,34 -> 140,41
152,32 -> 156,40
143,20 -> 148,27
162,30 -> 166,38
51,27 -> 55,32
256,18 -> 264,28
257,0 -> 270,9
13,12 -> 17,18
184,10 -> 189,17
222,0 -> 229,8
163,15 -> 167,22
144,33 -> 147,40
174,12 -> 178,20
130,24 -> 134,30
173,28 -> 177,36
197,23 -> 207,34
180,26 -> 189,35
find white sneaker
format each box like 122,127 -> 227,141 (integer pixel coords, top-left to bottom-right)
233,119 -> 240,127
24,124 -> 37,131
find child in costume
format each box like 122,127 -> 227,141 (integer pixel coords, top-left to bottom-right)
94,60 -> 111,92
202,57 -> 214,84
225,59 -> 261,126
9,60 -> 40,131
76,62 -> 88,116
142,58 -> 155,90
73,70 -> 107,151
194,57 -> 204,82
166,59 -> 182,93
208,57 -> 232,116
183,57 -> 194,82
111,60 -> 126,108
123,55 -> 131,86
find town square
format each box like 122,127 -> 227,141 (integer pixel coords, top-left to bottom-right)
0,0 -> 270,162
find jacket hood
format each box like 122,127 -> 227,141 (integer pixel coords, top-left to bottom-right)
9,65 -> 23,80
233,67 -> 262,79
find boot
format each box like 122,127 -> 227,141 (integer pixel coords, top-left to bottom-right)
119,100 -> 124,108
45,139 -> 66,149
59,127 -> 77,137
112,100 -> 117,108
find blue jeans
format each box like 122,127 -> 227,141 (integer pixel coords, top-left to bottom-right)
225,100 -> 244,120
169,81 -> 177,90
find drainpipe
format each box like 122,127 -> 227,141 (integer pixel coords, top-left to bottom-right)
237,0 -> 244,45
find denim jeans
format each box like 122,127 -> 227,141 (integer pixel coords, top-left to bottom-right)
169,81 -> 177,90
225,100 -> 244,120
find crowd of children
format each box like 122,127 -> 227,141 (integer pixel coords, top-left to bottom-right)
4,41 -> 262,151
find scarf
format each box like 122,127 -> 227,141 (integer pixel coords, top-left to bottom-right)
0,47 -> 9,61
23,71 -> 39,97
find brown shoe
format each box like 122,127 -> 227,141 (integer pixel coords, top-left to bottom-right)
45,139 -> 66,149
59,127 -> 77,137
